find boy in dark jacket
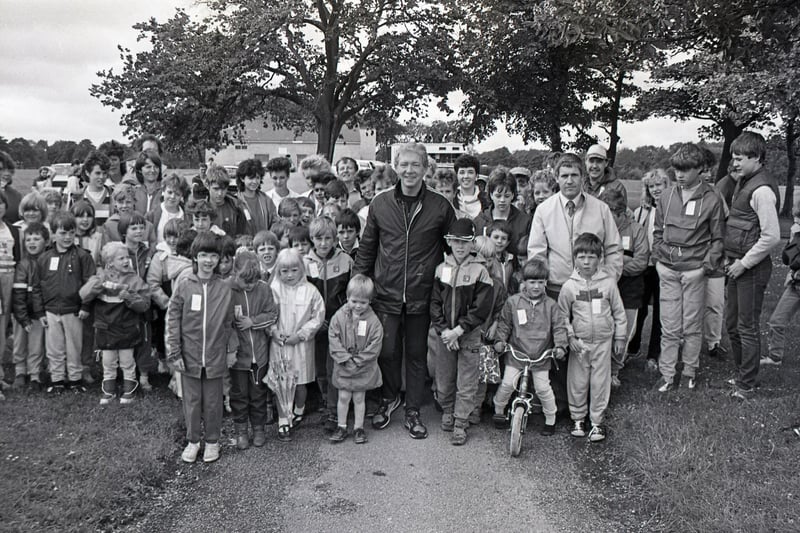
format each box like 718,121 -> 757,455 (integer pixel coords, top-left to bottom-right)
80,242 -> 151,405
430,218 -> 493,445
765,207 -> 800,366
12,222 -> 49,390
31,212 -> 96,393
304,216 -> 353,432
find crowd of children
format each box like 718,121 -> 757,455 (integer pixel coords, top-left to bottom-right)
0,128 -> 790,461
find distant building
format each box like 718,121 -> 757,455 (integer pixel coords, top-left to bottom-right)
390,142 -> 468,171
207,119 -> 377,170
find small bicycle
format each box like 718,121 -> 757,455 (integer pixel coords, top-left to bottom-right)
505,346 -> 557,457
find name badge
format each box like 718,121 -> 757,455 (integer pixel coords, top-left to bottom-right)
517,309 -> 527,325
234,305 -> 243,318
685,201 -> 696,216
622,236 -> 631,250
243,209 -> 252,221
357,320 -> 367,336
308,263 -> 319,277
95,209 -> 110,219
441,266 -> 452,284
591,298 -> 602,315
191,294 -> 202,311
49,257 -> 59,271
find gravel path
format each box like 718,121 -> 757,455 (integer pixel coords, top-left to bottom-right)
128,405 -> 620,532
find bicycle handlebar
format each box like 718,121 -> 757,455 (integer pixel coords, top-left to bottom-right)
507,346 -> 556,365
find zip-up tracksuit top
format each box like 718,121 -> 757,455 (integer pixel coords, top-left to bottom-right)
167,273 -> 236,380
230,280 -> 278,370
430,253 -> 494,343
652,182 -> 725,273
495,293 -> 568,371
557,269 -> 627,345
31,244 -> 97,316
304,248 -> 353,323
617,216 -> 650,308
12,253 -> 41,327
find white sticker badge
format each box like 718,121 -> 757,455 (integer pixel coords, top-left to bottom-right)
591,298 -> 602,315
516,309 -> 527,325
441,266 -> 452,284
191,294 -> 202,311
308,263 -> 319,277
243,209 -> 252,221
622,236 -> 631,250
685,201 -> 696,216
49,257 -> 59,271
357,320 -> 367,336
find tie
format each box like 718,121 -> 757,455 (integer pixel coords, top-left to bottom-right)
566,200 -> 575,218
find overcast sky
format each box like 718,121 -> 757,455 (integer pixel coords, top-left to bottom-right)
0,0 -> 707,154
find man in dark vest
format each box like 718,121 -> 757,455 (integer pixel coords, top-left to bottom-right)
723,132 -> 781,399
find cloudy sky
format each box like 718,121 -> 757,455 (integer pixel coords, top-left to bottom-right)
0,0 -> 707,153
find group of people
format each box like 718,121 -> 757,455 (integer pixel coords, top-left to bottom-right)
0,129 -> 791,463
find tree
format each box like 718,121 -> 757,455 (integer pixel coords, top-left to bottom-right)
91,0 -> 459,161
5,138 -> 47,168
47,140 -> 79,164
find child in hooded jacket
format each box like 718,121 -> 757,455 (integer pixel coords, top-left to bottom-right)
229,251 -> 278,450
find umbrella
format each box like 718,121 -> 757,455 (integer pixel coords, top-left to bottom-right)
264,344 -> 297,423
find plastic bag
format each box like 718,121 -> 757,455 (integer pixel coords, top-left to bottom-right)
479,344 -> 501,384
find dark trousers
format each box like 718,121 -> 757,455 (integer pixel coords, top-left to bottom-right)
546,286 -> 569,415
230,368 -> 269,426
726,257 -> 771,389
182,370 -> 223,443
376,310 -> 430,413
315,335 -> 338,417
134,321 -> 157,374
630,265 -> 662,359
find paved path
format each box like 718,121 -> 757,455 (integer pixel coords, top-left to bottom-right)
129,405 -> 619,532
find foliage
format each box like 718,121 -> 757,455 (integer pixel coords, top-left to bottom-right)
91,0 -> 460,161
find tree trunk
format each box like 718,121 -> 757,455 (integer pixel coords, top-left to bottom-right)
782,113 -> 798,217
715,118 -> 749,182
607,69 -> 625,166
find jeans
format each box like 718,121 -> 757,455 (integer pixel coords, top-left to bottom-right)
630,265 -> 661,359
230,368 -> 269,426
376,310 -> 430,413
767,282 -> 800,362
13,319 -> 45,379
182,370 -> 223,443
45,311 -> 84,383
102,349 -> 136,381
657,264 -> 706,380
704,276 -> 726,350
726,258 -> 772,389
431,334 -> 480,424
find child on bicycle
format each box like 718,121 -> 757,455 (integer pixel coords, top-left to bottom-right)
492,258 -> 567,436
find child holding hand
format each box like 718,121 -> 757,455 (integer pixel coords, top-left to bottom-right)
327,274 -> 383,444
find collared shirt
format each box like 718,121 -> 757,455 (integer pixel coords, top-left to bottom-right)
559,192 -> 585,214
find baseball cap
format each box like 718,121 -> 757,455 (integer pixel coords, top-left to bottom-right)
586,144 -> 608,160
509,167 -> 532,178
445,218 -> 476,241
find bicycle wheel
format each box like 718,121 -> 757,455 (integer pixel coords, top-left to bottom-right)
509,405 -> 525,457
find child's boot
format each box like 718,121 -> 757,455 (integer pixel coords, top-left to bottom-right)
120,379 -> 138,404
252,425 -> 267,447
100,380 -> 116,405
451,420 -> 468,446
235,422 -> 250,450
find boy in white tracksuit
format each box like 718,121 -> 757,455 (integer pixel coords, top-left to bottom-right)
558,233 -> 627,443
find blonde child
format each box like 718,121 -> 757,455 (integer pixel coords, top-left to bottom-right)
266,248 -> 325,441
493,258 -> 568,435
530,170 -> 557,210
167,231 -> 236,463
80,242 -> 151,405
327,275 -> 384,444
230,251 -> 278,449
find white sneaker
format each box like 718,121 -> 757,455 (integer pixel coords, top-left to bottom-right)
203,442 -> 220,463
182,442 -> 201,463
760,356 -> 782,367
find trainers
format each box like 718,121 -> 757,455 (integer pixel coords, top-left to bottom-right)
100,379 -> 116,405
181,442 -> 201,463
760,356 -> 782,367
682,376 -> 696,390
404,410 -> 428,439
47,381 -> 65,394
29,380 -> 42,393
372,396 -> 401,430
588,424 -> 606,442
708,344 -> 727,358
12,375 -> 26,391
441,412 -> 455,432
323,417 -> 338,434
68,380 -> 87,393
354,428 -> 368,444
654,376 -> 673,393
139,374 -> 152,392
731,386 -> 755,401
451,426 -> 467,446
203,442 -> 220,463
329,426 -> 347,443
253,425 -> 267,447
120,379 -> 138,404
235,423 -> 250,450
468,409 -> 481,425
570,420 -> 586,437
541,423 -> 556,436
224,396 -> 232,414
611,374 -> 621,389
492,413 -> 507,429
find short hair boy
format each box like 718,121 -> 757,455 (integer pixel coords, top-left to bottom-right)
651,142 -> 725,393
288,225 -> 312,255
433,169 -> 457,204
297,196 -> 316,226
205,166 -> 247,236
335,208 -> 360,259
305,215 -> 354,431
187,198 -> 225,236
253,230 -> 280,279
492,258 -> 567,434
32,212 -> 97,392
277,197 -> 301,226
325,179 -> 349,211
429,218 -> 494,445
557,232 -> 626,443
487,220 -> 519,294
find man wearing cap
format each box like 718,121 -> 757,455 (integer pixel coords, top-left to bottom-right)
527,152 -> 622,412
510,166 -> 533,213
355,142 -> 457,439
584,144 -> 628,206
